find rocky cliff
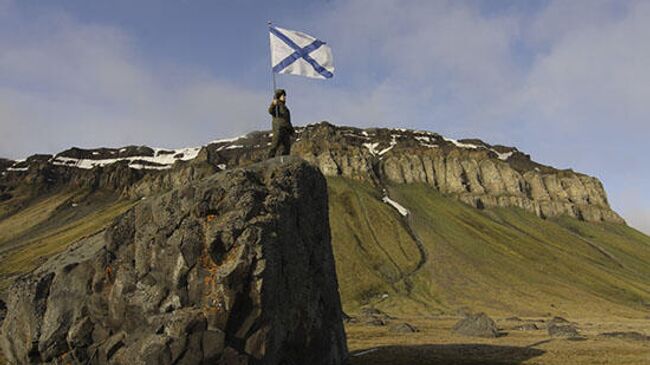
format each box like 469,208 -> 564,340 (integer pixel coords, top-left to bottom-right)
0,157 -> 348,364
0,122 -> 624,224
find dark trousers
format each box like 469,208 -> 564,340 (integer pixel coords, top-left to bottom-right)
268,127 -> 292,158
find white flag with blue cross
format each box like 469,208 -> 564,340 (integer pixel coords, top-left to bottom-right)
269,25 -> 334,79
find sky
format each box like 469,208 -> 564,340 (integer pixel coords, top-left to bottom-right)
0,0 -> 648,234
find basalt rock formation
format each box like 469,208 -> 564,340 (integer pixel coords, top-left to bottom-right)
0,157 -> 348,364
0,159 -> 12,171
0,122 -> 624,224
290,125 -> 623,224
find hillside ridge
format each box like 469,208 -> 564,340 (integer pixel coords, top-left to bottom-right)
0,122 -> 624,224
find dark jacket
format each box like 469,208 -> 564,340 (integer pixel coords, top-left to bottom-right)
268,102 -> 292,131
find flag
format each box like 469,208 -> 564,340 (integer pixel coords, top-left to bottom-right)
269,25 -> 334,79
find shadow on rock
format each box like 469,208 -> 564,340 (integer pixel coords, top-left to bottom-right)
349,343 -> 545,365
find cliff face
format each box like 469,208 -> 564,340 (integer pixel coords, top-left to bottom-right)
0,157 -> 348,364
0,122 -> 624,224
314,129 -> 622,224
203,123 -> 624,224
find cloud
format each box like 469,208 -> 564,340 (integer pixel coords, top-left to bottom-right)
0,5 -> 266,159
518,0 -> 650,131
293,0 -> 650,229
281,0 -> 525,138
296,0 -> 650,144
0,0 -> 648,231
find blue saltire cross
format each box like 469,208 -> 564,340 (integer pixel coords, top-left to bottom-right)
269,26 -> 333,79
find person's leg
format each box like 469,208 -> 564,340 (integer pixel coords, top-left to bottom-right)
280,129 -> 291,156
268,128 -> 280,158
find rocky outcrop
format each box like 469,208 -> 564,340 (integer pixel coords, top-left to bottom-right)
138,123 -> 626,224
1,122 -> 624,224
0,157 -> 348,364
379,152 -> 623,223
290,124 -> 623,224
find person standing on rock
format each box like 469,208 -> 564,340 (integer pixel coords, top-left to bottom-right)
267,89 -> 294,158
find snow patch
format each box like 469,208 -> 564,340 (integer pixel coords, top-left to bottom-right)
415,135 -> 439,148
6,167 -> 28,172
382,196 -> 409,216
129,164 -> 172,171
215,144 -> 245,152
371,134 -> 400,156
378,144 -> 395,156
51,146 -> 201,170
442,137 -> 479,149
209,134 -> 246,144
491,149 -> 513,161
363,138 -> 396,157
362,142 -> 380,156
420,143 -> 439,148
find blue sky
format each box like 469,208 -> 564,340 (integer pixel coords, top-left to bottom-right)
1,0 -> 649,234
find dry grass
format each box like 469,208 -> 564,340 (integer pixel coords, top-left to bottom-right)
2,177 -> 650,364
0,192 -> 76,245
347,315 -> 650,364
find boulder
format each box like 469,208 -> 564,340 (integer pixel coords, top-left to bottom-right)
389,323 -> 419,333
452,312 -> 500,338
358,307 -> 393,326
0,157 -> 348,365
548,323 -> 581,339
599,331 -> 650,342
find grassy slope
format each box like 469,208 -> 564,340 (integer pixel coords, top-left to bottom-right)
327,177 -> 423,312
0,188 -> 136,364
328,177 -> 650,319
0,176 -> 648,363
0,189 -> 135,294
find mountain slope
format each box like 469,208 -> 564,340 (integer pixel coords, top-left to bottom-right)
0,189 -> 134,294
0,122 -> 647,321
328,177 -> 650,318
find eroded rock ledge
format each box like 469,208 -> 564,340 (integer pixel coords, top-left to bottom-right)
1,122 -> 624,224
0,157 -> 348,364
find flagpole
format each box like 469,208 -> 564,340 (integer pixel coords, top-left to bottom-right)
268,21 -> 277,92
